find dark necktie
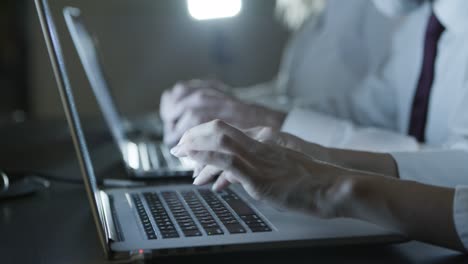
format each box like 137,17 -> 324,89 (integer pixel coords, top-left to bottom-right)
408,12 -> 445,142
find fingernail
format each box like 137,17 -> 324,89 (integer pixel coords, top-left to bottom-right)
170,145 -> 180,156
193,176 -> 203,186
211,182 -> 219,192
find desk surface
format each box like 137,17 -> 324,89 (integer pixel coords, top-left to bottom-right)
0,121 -> 467,264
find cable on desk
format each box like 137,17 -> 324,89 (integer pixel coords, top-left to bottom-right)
0,169 -> 150,200
2,169 -> 149,187
3,169 -> 84,185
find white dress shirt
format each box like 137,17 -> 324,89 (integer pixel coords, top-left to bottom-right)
281,0 -> 468,249
281,0 -> 468,183
236,0 -> 398,114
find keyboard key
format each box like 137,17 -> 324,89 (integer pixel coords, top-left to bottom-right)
218,189 -> 272,233
138,189 -> 271,240
205,227 -> 224,236
222,198 -> 255,215
198,189 -> 249,234
183,229 -> 203,237
250,226 -> 272,232
225,224 -> 247,234
161,191 -> 202,238
143,192 -> 179,239
182,191 -> 224,236
131,194 -> 157,240
162,231 -> 180,239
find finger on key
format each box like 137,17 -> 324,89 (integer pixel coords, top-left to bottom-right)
193,165 -> 223,186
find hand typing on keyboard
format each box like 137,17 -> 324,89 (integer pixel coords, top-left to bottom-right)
170,120 -> 362,218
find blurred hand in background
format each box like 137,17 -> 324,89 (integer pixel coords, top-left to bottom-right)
160,79 -> 286,146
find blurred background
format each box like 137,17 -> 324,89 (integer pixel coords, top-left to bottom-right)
0,0 -> 289,123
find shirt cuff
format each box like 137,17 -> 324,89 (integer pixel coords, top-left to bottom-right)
454,186 -> 468,251
391,150 -> 468,188
281,108 -> 419,152
281,108 -> 351,147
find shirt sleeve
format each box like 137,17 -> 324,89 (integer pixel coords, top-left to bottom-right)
281,108 -> 419,153
280,24 -> 416,153
391,151 -> 468,187
454,186 -> 468,250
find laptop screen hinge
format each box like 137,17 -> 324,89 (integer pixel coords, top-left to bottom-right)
100,191 -> 119,242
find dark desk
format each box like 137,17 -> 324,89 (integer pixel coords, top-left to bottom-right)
0,121 -> 467,264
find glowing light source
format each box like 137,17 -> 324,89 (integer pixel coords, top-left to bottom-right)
187,0 -> 242,20
126,142 -> 140,169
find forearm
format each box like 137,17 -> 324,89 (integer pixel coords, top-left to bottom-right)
341,174 -> 465,252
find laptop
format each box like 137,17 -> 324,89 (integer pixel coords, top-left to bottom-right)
63,6 -> 193,179
35,0 -> 406,261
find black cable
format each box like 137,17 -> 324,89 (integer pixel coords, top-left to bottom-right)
3,169 -> 85,185
1,169 -> 148,188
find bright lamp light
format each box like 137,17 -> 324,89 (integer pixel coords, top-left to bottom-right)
187,0 -> 242,20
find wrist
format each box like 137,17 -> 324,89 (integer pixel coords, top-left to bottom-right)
341,174 -> 399,229
322,174 -> 362,218
320,173 -> 388,220
301,170 -> 361,218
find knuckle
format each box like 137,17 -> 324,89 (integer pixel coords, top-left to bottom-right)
206,151 -> 218,162
181,129 -> 193,143
217,133 -> 232,148
229,154 -> 242,169
211,119 -> 226,131
187,150 -> 198,159
186,108 -> 196,117
222,154 -> 234,168
193,90 -> 205,101
191,112 -> 205,124
174,81 -> 187,92
186,109 -> 200,120
173,82 -> 191,96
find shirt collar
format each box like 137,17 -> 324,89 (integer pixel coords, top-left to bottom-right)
434,0 -> 468,35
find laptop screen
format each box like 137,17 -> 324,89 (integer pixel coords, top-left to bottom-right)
64,7 -> 130,162
35,0 -> 115,255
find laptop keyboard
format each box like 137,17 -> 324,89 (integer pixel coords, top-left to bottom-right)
218,189 -> 272,233
143,193 -> 180,239
131,194 -> 158,240
140,141 -> 182,170
181,191 -> 224,236
206,189 -> 272,233
132,189 -> 272,240
197,190 -> 247,234
162,191 -> 203,237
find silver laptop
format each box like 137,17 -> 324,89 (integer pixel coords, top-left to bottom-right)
35,0 -> 405,261
63,7 -> 193,179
